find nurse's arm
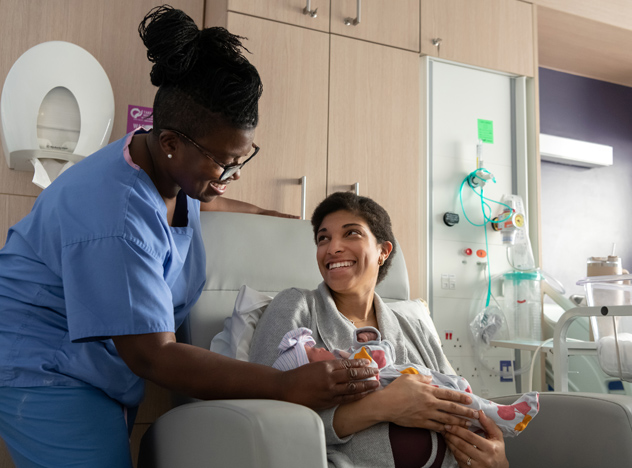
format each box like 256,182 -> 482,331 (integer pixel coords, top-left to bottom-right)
112,331 -> 379,410
200,197 -> 298,219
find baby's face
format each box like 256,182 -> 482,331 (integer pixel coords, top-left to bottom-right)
305,345 -> 336,362
357,331 -> 378,343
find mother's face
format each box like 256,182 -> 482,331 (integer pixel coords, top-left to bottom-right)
315,210 -> 392,297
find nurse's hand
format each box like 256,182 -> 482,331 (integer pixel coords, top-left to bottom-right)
256,208 -> 299,219
200,197 -> 299,218
279,359 -> 380,410
444,410 -> 509,468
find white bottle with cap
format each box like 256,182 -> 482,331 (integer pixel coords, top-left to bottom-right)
586,255 -> 627,340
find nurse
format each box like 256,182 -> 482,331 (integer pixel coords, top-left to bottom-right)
0,5 -> 378,467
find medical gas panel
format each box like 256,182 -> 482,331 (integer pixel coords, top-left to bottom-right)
424,59 -> 535,398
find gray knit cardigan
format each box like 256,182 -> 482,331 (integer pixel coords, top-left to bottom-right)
249,282 -> 458,468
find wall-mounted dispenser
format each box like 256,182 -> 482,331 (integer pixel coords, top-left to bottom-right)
0,41 -> 114,189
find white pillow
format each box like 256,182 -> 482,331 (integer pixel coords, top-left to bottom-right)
597,332 -> 632,380
210,285 -> 273,361
211,291 -> 448,370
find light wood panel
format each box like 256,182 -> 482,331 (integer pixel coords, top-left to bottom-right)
328,35 -> 421,299
131,382 -> 172,466
0,195 -> 36,247
421,0 -> 535,77
330,0 -> 420,52
227,0 -> 330,32
419,60 -> 429,301
538,6 -> 632,87
528,0 -> 632,32
529,11 -> 542,268
224,13 -> 329,218
135,381 -> 173,425
205,0 -> 229,26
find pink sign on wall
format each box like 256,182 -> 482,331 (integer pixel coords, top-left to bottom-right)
126,105 -> 153,133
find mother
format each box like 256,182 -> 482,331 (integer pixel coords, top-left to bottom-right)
250,192 -> 509,468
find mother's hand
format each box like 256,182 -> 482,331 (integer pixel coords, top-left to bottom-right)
380,374 -> 480,433
444,410 -> 509,468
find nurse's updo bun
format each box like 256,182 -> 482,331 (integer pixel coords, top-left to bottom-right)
138,5 -> 200,87
138,5 -> 262,136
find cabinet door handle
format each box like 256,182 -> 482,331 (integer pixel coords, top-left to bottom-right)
299,176 -> 307,220
303,0 -> 318,18
432,38 -> 442,55
352,182 -> 359,195
344,0 -> 361,26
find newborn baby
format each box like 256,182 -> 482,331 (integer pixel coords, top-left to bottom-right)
272,327 -> 539,437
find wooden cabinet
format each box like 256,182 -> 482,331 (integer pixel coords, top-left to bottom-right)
328,35 -> 421,296
420,0 -> 535,77
208,10 -> 422,298
223,0 -> 331,32
214,0 -> 419,52
330,0 -> 420,52
224,13 -> 329,218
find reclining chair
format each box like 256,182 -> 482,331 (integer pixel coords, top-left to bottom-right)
494,392 -> 632,468
139,212 -> 632,468
138,212 -> 409,468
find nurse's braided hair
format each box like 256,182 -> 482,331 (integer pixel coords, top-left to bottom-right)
138,4 -> 262,137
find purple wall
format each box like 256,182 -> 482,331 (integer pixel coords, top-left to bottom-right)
539,68 -> 632,296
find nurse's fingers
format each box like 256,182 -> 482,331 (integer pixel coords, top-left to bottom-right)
328,359 -> 380,404
281,360 -> 378,410
331,358 -> 380,382
258,208 -> 300,219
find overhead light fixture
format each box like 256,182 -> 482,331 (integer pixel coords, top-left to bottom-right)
540,134 -> 613,168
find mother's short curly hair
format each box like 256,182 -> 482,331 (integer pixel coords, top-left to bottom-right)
311,192 -> 396,284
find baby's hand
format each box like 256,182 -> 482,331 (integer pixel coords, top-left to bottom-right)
356,331 -> 379,343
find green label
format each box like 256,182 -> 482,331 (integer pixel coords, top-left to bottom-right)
477,119 -> 494,144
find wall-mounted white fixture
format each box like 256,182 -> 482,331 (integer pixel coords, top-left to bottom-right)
540,133 -> 613,168
0,41 -> 114,188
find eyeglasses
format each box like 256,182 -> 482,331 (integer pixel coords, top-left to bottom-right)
167,129 -> 259,181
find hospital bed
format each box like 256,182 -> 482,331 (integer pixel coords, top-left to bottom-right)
138,212 -> 632,468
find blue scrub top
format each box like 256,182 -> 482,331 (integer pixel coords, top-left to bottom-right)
0,129 -> 206,407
